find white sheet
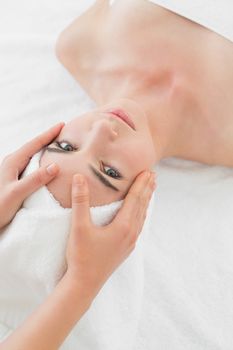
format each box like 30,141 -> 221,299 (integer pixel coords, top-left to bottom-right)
0,150 -> 148,350
148,0 -> 233,42
0,1 -> 232,349
110,0 -> 233,42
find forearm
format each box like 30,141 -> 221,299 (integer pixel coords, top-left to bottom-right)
1,275 -> 93,350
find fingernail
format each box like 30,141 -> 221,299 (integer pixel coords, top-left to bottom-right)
74,174 -> 84,186
46,163 -> 59,175
56,121 -> 65,127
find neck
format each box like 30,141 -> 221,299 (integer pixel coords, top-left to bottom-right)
91,68 -> 186,163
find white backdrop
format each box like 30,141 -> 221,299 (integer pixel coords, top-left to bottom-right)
0,1 -> 233,349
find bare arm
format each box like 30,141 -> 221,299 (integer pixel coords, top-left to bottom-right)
0,275 -> 92,350
0,171 -> 155,350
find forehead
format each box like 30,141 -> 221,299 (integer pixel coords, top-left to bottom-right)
57,117 -> 85,140
65,116 -> 85,128
62,111 -> 101,132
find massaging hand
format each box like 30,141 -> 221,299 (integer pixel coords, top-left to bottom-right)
0,122 -> 64,230
65,171 -> 156,301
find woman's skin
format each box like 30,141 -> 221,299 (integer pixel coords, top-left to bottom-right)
40,106 -> 156,207
40,0 -> 233,207
0,123 -> 63,230
0,125 -> 156,349
1,0 -> 232,347
56,0 -> 233,168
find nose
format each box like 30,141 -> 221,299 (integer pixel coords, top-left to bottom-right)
84,119 -> 118,153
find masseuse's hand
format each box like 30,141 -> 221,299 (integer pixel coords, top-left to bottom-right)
65,171 -> 156,301
0,122 -> 64,230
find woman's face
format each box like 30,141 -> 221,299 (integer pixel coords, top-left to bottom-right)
40,101 -> 156,207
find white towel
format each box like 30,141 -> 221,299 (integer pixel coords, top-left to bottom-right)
0,150 -> 154,350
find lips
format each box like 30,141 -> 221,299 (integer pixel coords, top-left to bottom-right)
104,108 -> 136,130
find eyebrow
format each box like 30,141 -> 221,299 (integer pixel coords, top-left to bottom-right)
45,146 -> 120,192
88,164 -> 120,192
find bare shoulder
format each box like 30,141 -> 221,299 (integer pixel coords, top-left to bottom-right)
55,1 -> 108,76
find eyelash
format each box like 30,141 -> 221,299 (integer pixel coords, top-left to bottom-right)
54,140 -> 122,179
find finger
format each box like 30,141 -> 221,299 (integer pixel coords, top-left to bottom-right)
7,122 -> 65,173
113,171 -> 152,227
130,174 -> 156,237
71,174 -> 92,231
126,178 -> 156,248
138,174 -> 156,221
136,180 -> 156,235
12,163 -> 60,199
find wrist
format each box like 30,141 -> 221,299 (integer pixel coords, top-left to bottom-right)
1,270 -> 93,350
57,272 -> 94,310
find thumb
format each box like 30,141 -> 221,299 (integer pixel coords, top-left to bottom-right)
71,174 -> 91,229
16,163 -> 60,200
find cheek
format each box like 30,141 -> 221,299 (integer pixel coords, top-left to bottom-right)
40,152 -> 76,177
39,151 -> 129,207
121,139 -> 155,170
136,136 -> 156,165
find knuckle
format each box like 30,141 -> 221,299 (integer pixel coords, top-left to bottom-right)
32,170 -> 44,187
36,137 -> 45,150
8,183 -> 21,198
73,192 -> 89,204
128,190 -> 140,202
29,135 -> 46,151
